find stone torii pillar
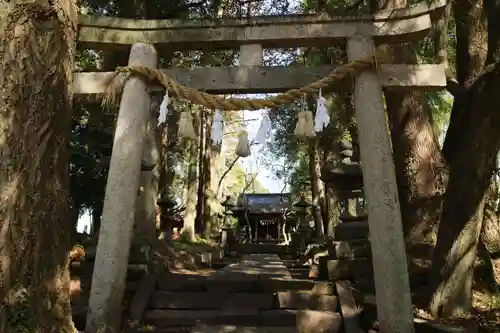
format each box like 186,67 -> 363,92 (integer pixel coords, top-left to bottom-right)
86,43 -> 158,333
347,35 -> 414,333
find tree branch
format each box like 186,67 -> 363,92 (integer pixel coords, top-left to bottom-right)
217,156 -> 240,197
242,172 -> 259,193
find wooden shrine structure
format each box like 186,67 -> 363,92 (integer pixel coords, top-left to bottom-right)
2,0 -> 451,332
235,193 -> 293,241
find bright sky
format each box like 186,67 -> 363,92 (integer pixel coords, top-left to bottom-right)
240,109 -> 287,193
236,0 -> 301,194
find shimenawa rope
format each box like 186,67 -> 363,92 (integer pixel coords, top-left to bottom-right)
102,54 -> 388,111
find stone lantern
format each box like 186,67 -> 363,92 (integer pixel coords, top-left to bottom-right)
293,196 -> 311,227
220,196 -> 237,247
291,196 -> 312,253
321,139 -> 369,241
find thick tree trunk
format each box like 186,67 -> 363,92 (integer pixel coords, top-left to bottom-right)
158,108 -> 180,240
428,0 -> 500,317
0,1 -> 78,332
480,178 -> 500,285
309,139 -> 325,241
183,114 -> 201,242
385,77 -> 446,245
430,53 -> 500,319
374,0 -> 446,246
202,111 -> 219,238
183,143 -> 198,241
195,111 -> 205,234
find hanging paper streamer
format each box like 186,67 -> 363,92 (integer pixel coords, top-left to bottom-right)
211,110 -> 224,146
177,111 -> 197,140
255,112 -> 271,145
294,96 -> 315,140
157,90 -> 169,126
314,89 -> 330,132
235,130 -> 251,157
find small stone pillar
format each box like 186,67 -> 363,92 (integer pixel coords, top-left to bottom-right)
347,35 -> 414,333
86,43 -> 158,333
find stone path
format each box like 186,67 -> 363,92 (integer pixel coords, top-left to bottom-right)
138,252 -> 342,333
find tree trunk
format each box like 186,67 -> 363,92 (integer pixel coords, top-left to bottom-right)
159,107 -> 180,240
480,178 -> 500,285
374,0 -> 446,246
309,139 -> 325,241
183,114 -> 200,242
183,144 -> 198,241
135,111 -> 160,240
0,1 -> 78,332
202,111 -> 219,238
195,110 -> 205,234
428,0 -> 500,317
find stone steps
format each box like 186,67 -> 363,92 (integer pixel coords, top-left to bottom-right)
191,325 -> 300,333
149,292 -> 275,309
140,253 -> 342,333
230,244 -> 292,255
125,326 -> 300,333
147,291 -> 338,311
157,273 -> 336,294
144,309 -> 341,332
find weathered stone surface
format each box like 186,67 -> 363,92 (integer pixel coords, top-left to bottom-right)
348,34 -> 414,333
85,43 -> 158,333
74,64 -> 447,95
276,292 -> 338,311
259,278 -> 334,295
206,254 -> 289,291
156,273 -> 206,292
318,258 -> 373,281
77,1 -> 445,51
231,243 -> 290,254
334,221 -> 370,241
144,309 -> 259,327
190,325 -> 299,333
338,213 -> 368,223
149,291 -> 274,309
296,310 -> 342,333
335,281 -> 364,333
205,273 -> 258,292
327,240 -> 371,259
259,310 -> 342,333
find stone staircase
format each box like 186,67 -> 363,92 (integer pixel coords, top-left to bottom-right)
130,252 -> 342,333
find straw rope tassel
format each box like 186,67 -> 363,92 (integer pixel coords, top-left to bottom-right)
235,130 -> 251,157
177,111 -> 197,140
294,110 -> 315,139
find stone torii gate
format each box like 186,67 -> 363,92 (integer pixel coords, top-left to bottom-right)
73,1 -> 447,332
